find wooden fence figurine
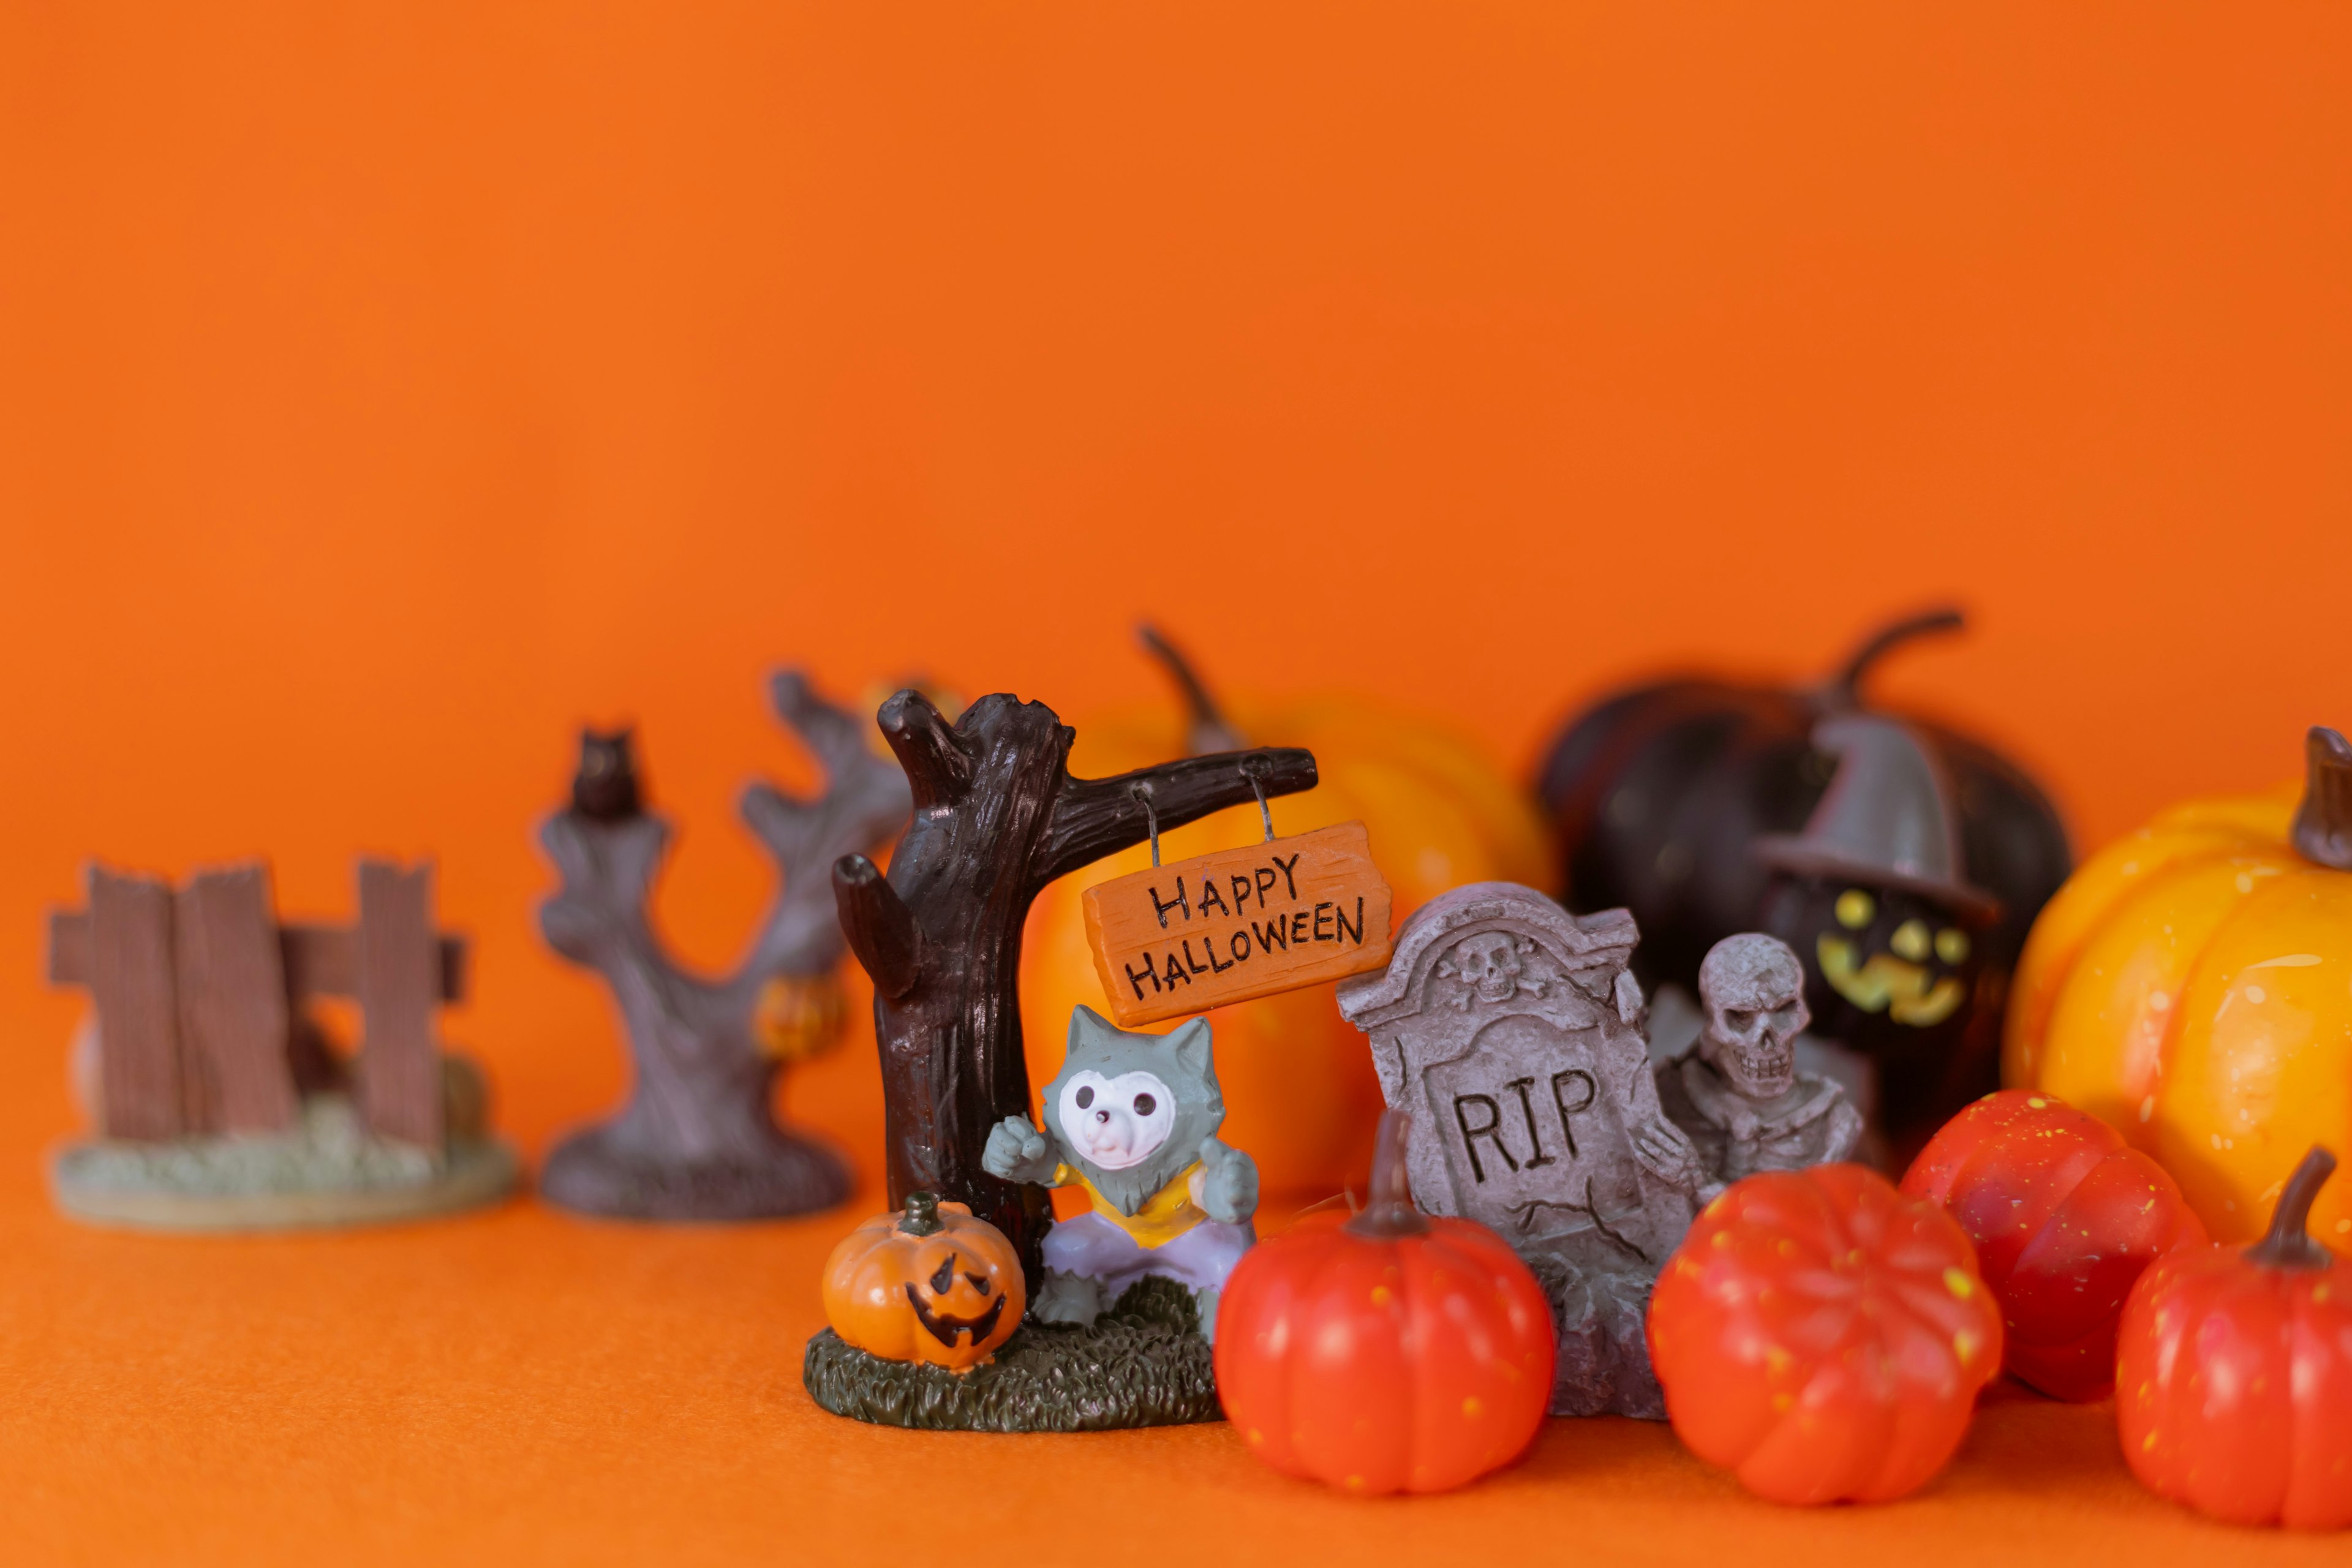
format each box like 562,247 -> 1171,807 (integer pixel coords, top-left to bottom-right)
536,671 -> 911,1221
43,858 -> 513,1231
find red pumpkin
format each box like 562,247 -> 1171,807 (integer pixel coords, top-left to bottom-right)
2119,1147 -> 2352,1530
1647,1163 -> 2002,1505
1901,1089 -> 2206,1401
1213,1112 -> 1555,1495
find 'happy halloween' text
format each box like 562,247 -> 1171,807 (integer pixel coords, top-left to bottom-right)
1080,821 -> 1395,1027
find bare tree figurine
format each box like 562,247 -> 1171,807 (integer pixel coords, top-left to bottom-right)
539,673 -> 911,1220
832,688 -> 1314,1284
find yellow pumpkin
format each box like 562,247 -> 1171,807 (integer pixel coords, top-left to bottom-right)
820,1191 -> 1026,1370
1020,630 -> 1555,1198
2004,726 -> 2352,1247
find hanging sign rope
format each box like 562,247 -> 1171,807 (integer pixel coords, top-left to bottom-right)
1082,764 -> 1394,1027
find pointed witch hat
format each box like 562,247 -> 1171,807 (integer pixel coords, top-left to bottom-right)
1755,714 -> 2002,922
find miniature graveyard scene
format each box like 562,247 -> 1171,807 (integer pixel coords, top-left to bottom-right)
1648,933 -> 1863,1201
43,858 -> 511,1231
1754,713 -> 2003,1162
1535,608 -> 2068,1155
982,1007 -> 1259,1340
537,672 -> 909,1221
1336,883 -> 1702,1417
804,687 -> 1313,1431
1337,885 -> 1870,1419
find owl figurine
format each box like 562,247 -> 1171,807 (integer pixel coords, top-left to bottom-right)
982,1006 -> 1259,1340
569,726 -> 644,823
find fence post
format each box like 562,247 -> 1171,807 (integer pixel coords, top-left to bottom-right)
175,865 -> 299,1134
356,860 -> 443,1148
89,867 -> 184,1141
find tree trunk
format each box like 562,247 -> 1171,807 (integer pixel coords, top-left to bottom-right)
540,673 -> 911,1219
834,689 -> 1314,1281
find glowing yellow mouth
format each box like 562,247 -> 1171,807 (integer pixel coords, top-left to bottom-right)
1816,935 -> 1966,1027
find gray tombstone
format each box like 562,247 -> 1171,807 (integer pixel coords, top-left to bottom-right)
1336,882 -> 1706,1419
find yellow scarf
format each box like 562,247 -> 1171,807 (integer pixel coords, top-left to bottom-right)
1054,1161 -> 1205,1250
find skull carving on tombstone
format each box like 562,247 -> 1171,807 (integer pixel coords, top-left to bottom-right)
1438,932 -> 1545,1008
1697,933 -> 1807,1102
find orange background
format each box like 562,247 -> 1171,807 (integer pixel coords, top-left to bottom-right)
1,3 -> 2348,1562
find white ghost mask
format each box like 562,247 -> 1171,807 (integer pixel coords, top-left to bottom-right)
1056,1069 -> 1176,1171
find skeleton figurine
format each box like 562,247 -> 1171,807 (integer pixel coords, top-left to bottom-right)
982,1006 -> 1258,1340
1653,933 -> 1863,1202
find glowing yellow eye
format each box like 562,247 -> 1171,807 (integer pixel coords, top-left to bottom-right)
1936,928 -> 1971,965
1834,889 -> 1875,929
1891,919 -> 1932,961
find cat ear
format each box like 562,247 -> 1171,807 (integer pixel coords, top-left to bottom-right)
1165,1016 -> 1213,1078
1068,1005 -> 1115,1057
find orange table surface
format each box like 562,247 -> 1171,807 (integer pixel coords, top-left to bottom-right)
3,1177 -> 2349,1568
6,1 -> 2352,1561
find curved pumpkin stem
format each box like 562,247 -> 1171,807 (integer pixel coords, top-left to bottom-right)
2247,1147 -> 2337,1270
2290,727 -> 2352,872
898,1190 -> 944,1237
1344,1110 -> 1430,1240
1815,606 -> 1967,713
1137,623 -> 1248,756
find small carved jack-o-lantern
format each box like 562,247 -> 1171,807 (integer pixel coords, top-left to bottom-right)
821,1191 -> 1027,1371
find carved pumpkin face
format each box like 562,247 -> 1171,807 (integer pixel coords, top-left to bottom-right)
1760,874 -> 1989,1131
820,1192 -> 1026,1371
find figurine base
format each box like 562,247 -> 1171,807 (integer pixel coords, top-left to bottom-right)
540,1122 -> 852,1221
50,1098 -> 519,1233
803,1275 -> 1222,1431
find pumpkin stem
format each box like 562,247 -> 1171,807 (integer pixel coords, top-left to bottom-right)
2290,727 -> 2352,872
2247,1147 -> 2338,1270
1344,1110 -> 1430,1239
899,1190 -> 944,1237
1137,624 -> 1247,756
1816,606 -> 1966,712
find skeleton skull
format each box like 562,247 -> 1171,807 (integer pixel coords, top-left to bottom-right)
1697,933 -> 1809,1101
1451,932 -> 1526,1003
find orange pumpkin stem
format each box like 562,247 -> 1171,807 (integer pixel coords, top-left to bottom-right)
1344,1111 -> 1430,1239
2247,1147 -> 2338,1270
1137,623 -> 1246,755
899,1190 -> 944,1237
2290,726 -> 2352,872
1815,606 -> 1966,713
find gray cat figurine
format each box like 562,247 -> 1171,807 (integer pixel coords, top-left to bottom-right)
982,1006 -> 1258,1339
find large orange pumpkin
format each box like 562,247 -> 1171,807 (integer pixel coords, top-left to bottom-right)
1022,628 -> 1554,1197
820,1191 -> 1026,1371
2005,726 -> 2352,1245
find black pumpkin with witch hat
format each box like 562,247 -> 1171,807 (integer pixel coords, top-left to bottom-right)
1756,714 -> 2003,1150
1534,608 -> 2070,1150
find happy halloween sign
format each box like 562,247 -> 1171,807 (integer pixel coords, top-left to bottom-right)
1082,822 -> 1395,1027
